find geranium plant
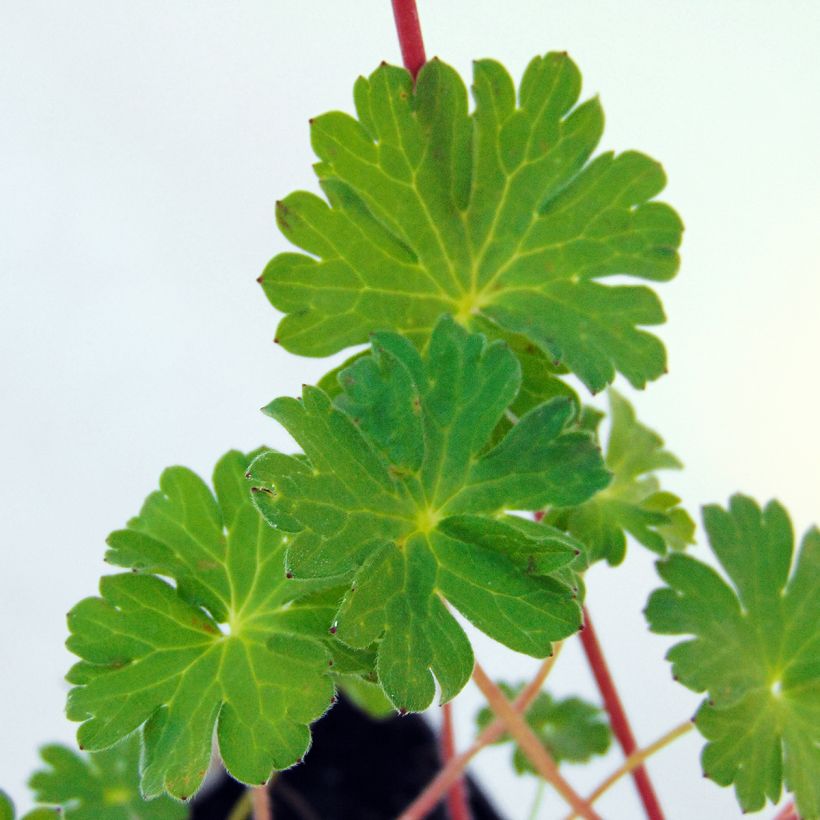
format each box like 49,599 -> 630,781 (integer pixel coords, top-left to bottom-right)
2,3 -> 817,819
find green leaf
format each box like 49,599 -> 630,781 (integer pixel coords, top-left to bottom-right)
476,683 -> 611,774
249,317 -> 610,711
66,450 -> 339,800
0,792 -> 15,820
260,53 -> 682,393
0,790 -> 56,820
27,737 -> 185,819
645,496 -> 820,816
546,389 -> 694,564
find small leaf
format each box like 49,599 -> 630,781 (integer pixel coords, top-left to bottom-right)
66,451 -> 339,800
28,736 -> 185,819
476,683 -> 611,774
249,317 -> 610,711
260,54 -> 682,393
547,389 -> 694,564
646,496 -> 820,816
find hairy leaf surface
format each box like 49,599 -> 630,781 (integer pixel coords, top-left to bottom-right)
476,683 -> 611,774
547,390 -> 694,564
249,317 -> 610,711
646,496 -> 820,816
260,53 -> 682,392
66,451 -> 338,800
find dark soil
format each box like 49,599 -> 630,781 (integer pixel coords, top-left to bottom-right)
191,696 -> 506,819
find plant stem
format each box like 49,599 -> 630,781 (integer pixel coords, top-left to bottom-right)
398,648 -> 562,820
773,802 -> 798,820
227,790 -> 253,820
252,784 -> 271,820
390,0 -> 427,77
440,701 -> 471,820
472,662 -> 601,820
579,606 -> 665,820
527,781 -> 546,820
565,720 -> 694,819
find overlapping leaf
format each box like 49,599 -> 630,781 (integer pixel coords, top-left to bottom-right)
249,317 -> 610,711
26,737 -> 184,819
260,52 -> 682,393
645,496 -> 820,816
66,451 -> 339,800
476,682 -> 610,774
546,390 -> 694,564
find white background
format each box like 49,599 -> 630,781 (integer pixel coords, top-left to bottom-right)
1,1 -> 818,817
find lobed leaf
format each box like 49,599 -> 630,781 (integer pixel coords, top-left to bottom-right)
260,53 -> 682,393
249,317 -> 610,711
646,496 -> 820,816
547,389 -> 694,564
65,451 -> 340,800
28,736 -> 184,819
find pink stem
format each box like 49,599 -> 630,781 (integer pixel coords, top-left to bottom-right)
390,0 -> 427,77
440,702 -> 471,820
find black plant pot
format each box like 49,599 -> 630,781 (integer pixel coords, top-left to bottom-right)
191,696 -> 506,819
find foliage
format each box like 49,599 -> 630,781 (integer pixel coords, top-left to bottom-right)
259,53 -> 682,394
0,791 -> 55,820
546,390 -> 694,564
476,683 -> 611,774
65,451 -> 339,800
2,737 -> 181,819
17,42 -> 812,817
249,315 -> 609,711
646,496 -> 820,816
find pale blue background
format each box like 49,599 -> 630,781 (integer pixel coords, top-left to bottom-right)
1,1 -> 818,817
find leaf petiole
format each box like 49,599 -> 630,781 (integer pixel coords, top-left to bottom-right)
398,647 -> 563,819
565,719 -> 694,819
252,784 -> 271,820
472,662 -> 601,820
390,0 -> 426,77
440,701 -> 471,820
578,606 -> 665,819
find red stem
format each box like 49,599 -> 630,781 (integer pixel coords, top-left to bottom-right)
773,803 -> 798,820
580,607 -> 664,820
440,702 -> 471,820
390,0 -> 427,77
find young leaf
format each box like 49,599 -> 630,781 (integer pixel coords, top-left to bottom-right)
249,317 -> 610,711
476,683 -> 611,774
260,53 -> 682,393
66,451 -> 338,800
546,389 -> 694,564
645,496 -> 820,816
27,736 -> 185,819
